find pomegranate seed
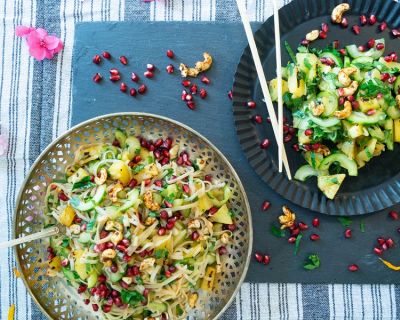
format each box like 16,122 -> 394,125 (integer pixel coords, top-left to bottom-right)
341,17 -> 349,28
320,22 -> 329,33
360,15 -> 367,25
261,201 -> 271,211
58,192 -> 69,201
305,128 -> 313,136
110,74 -> 121,82
182,79 -> 191,87
291,228 -> 300,237
367,38 -> 375,49
146,63 -> 155,71
227,224 -> 236,232
348,264 -> 359,272
119,82 -> 127,92
284,134 -> 293,143
377,237 -> 386,246
379,21 -> 388,31
144,71 -> 154,78
386,238 -> 395,248
292,144 -> 300,152
374,247 -> 383,255
247,101 -> 256,109
103,305 -> 112,313
228,90 -> 233,100
382,243 -> 388,251
129,88 -> 137,97
298,222 -> 308,231
347,95 -> 354,102
119,55 -> 128,65
209,207 -> 218,215
190,84 -> 198,94
392,29 -> 400,37
93,73 -> 102,83
201,75 -> 210,84
205,174 -> 212,182
389,210 -> 399,220
253,114 -> 262,124
260,138 -> 270,149
181,90 -> 188,101
185,93 -> 193,101
358,45 -> 366,52
381,73 -> 390,81
92,304 -> 99,312
376,43 -> 385,50
165,64 -> 174,74
138,84 -> 147,94
320,57 -> 335,66
166,49 -> 174,58
367,109 -> 376,115
319,31 -> 327,39
186,101 -> 195,110
110,68 -> 119,76
332,40 -> 340,49
199,88 -> 207,99
218,246 -> 227,255
312,218 -> 320,227
191,231 -> 199,241
47,252 -> 55,260
339,97 -> 345,105
110,264 -> 118,273
131,72 -> 139,82
352,25 -> 361,35
288,237 -> 296,243
310,234 -> 320,241
377,93 -> 384,99
102,51 -> 111,59
389,76 -> 397,84
384,55 -> 393,63
344,229 -> 352,239
263,255 -> 271,265
339,48 -> 347,56
300,39 -> 310,46
166,221 -> 174,230
390,52 -> 398,62
159,210 -> 168,220
78,284 -> 87,294
368,14 -> 377,25
93,54 -> 101,64
83,298 -> 90,305
254,252 -> 263,263
352,101 -> 360,109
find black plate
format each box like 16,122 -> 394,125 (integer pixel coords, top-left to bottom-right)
233,0 -> 400,215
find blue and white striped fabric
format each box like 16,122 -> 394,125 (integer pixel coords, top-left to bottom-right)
1,0 -> 399,319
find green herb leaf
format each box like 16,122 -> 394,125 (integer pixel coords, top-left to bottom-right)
284,41 -> 297,63
121,289 -> 145,306
360,219 -> 365,233
176,305 -> 184,316
61,238 -> 70,248
294,234 -> 303,255
154,249 -> 169,259
135,276 -> 144,285
303,254 -> 320,270
337,217 -> 352,227
132,164 -> 145,174
147,156 -> 154,164
270,224 -> 286,238
148,211 -> 159,218
72,176 -> 95,190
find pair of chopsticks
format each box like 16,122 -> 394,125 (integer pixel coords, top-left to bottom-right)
235,0 -> 292,180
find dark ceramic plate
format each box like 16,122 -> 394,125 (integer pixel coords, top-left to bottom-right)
233,0 -> 400,215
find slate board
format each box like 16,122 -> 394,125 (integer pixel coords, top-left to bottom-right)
72,22 -> 400,284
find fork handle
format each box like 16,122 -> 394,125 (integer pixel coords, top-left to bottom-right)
0,226 -> 59,249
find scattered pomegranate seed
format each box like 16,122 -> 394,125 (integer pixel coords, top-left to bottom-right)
186,101 -> 195,110
284,134 -> 293,143
347,95 -> 354,102
247,100 -> 256,109
332,40 -> 340,49
102,51 -> 111,59
166,49 -> 174,58
147,63 -> 155,71
110,74 -> 120,82
109,68 -> 119,76
144,71 -> 154,78
310,234 -> 320,241
386,238 -> 395,248
47,252 -> 55,260
191,231 -> 200,241
389,210 -> 399,220
93,73 -> 102,83
384,55 -> 393,63
352,25 -> 361,35
92,304 -> 99,312
300,39 -> 310,46
368,14 -> 377,25
201,75 -> 210,84
319,31 -> 327,39
305,128 -> 313,136
129,88 -> 137,97
360,15 -> 367,25
397,227 -> 400,234
209,207 -> 218,215
339,48 -> 347,56
190,84 -> 198,94
376,43 -> 385,50
185,94 -> 193,101
218,246 -> 227,255
228,90 -> 233,100
312,218 -> 320,227
182,79 -> 191,87
120,82 -> 127,92
382,243 -> 389,251
341,17 -> 349,28
320,57 -> 335,66
138,84 -> 147,94
390,52 -> 398,62
367,38 -> 375,49
358,45 -> 366,52
158,227 -> 166,236
379,21 -> 388,31
58,192 -> 69,201
103,305 -> 112,313
312,143 -> 321,151
374,247 -> 383,255
119,56 -> 128,65
166,64 -> 174,74
298,222 -> 308,231
292,144 -> 300,152
255,252 -> 263,263
348,264 -> 359,272
321,22 -> 329,33
260,138 -> 270,149
288,236 -> 296,243
291,228 -> 300,237
352,101 -> 360,109
381,73 -> 390,81
78,284 -> 87,294
367,109 -> 376,115
392,29 -> 400,37
253,114 -> 262,124
199,88 -> 207,99
261,200 -> 271,211
377,237 -> 386,246
93,54 -> 101,64
266,117 -> 271,123
344,229 -> 352,239
131,72 -> 139,82
389,76 -> 397,84
263,255 -> 271,265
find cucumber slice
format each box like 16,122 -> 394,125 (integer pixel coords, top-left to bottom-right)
319,153 -> 358,176
70,196 -> 95,212
318,91 -> 338,116
394,76 -> 400,95
78,232 -> 92,244
347,111 -> 386,124
294,165 -> 318,181
387,106 -> 400,119
344,56 -> 351,67
93,185 -> 106,204
115,129 -> 127,148
351,56 -> 374,66
309,114 -> 340,127
320,52 -> 343,67
118,188 -> 140,212
346,39 -> 385,60
148,302 -> 168,314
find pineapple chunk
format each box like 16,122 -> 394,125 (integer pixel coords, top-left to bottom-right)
198,195 -> 213,213
109,160 -> 132,186
201,266 -> 216,291
317,174 -> 346,199
209,204 -> 233,225
394,119 -> 400,142
59,205 -> 75,227
48,256 -> 61,272
73,250 -> 89,280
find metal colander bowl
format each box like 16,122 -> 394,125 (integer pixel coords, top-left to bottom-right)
14,113 -> 252,320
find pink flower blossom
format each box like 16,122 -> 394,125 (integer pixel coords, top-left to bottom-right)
15,25 -> 63,61
0,134 -> 8,156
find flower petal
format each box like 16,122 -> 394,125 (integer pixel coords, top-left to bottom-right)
53,40 -> 64,54
35,28 -> 48,38
15,25 -> 35,37
45,49 -> 55,59
26,30 -> 41,47
29,46 -> 47,61
44,35 -> 60,50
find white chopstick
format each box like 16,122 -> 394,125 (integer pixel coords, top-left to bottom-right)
272,0 -> 284,173
235,0 -> 292,179
0,226 -> 59,249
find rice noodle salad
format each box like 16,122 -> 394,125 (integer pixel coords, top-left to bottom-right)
45,129 -> 237,319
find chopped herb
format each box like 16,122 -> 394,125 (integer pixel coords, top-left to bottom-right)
297,46 -> 309,53
192,163 -> 199,171
303,254 -> 320,270
61,238 -> 70,248
121,289 -> 145,306
135,148 -> 141,155
148,211 -> 159,218
270,224 -> 286,238
284,41 -> 297,63
86,219 -> 96,231
72,176 -> 95,190
135,276 -> 144,285
360,219 -> 365,233
143,310 -> 152,317
176,305 -> 184,316
154,249 -> 169,259
294,234 -> 303,255
337,217 -> 352,227
147,156 -> 154,164
132,164 -> 145,174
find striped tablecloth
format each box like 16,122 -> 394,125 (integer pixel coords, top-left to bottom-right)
0,0 -> 399,319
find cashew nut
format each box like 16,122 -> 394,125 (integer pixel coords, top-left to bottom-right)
180,52 -> 213,78
144,217 -> 157,226
105,220 -> 123,232
305,30 -> 319,42
140,258 -> 155,271
108,183 -> 123,203
102,249 -> 116,259
95,168 -> 107,185
110,230 -> 123,245
143,191 -> 160,211
338,67 -> 357,87
279,206 -> 296,229
169,145 -> 180,159
331,3 -> 350,23
122,277 -> 133,285
188,292 -> 199,308
314,144 -> 331,156
188,219 -> 201,229
220,232 -> 230,245
69,224 -> 81,235
334,101 -> 352,119
338,81 -> 358,97
310,101 -> 325,116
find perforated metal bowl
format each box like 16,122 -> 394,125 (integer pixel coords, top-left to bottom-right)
14,113 -> 252,320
